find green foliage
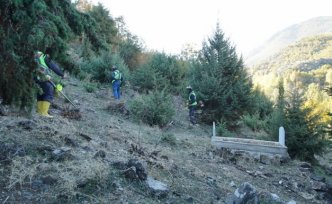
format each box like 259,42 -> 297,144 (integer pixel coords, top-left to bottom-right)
325,85 -> 332,138
241,113 -> 267,132
251,34 -> 332,143
80,51 -> 129,83
130,52 -> 188,93
250,87 -> 273,119
252,34 -> 332,77
252,35 -> 332,108
0,0 -> 103,108
189,24 -> 253,124
114,16 -> 144,70
118,33 -> 143,70
161,133 -> 177,146
88,3 -> 118,45
86,6 -> 143,70
284,89 -> 327,161
217,120 -> 235,137
83,82 -> 98,93
130,63 -> 164,92
128,91 -> 175,127
266,79 -> 286,140
80,37 -> 95,60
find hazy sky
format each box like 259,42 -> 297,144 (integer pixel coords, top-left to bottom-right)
90,0 -> 332,56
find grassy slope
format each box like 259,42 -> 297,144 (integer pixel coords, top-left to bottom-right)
0,76 -> 331,203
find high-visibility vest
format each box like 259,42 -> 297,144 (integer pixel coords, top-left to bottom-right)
38,54 -> 48,70
36,53 -> 51,81
189,91 -> 197,106
112,70 -> 122,83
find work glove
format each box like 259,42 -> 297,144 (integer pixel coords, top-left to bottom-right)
55,84 -> 63,92
45,75 -> 51,81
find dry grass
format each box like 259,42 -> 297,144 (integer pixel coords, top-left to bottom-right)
1,77 -> 331,204
54,159 -> 110,196
7,156 -> 39,189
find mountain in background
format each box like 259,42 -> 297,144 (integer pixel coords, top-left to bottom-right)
250,33 -> 332,104
251,34 -> 332,76
245,16 -> 332,66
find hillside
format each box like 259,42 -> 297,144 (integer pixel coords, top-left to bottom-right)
245,16 -> 332,66
1,76 -> 332,204
250,34 -> 332,76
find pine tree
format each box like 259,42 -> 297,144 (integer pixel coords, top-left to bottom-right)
267,79 -> 286,140
325,86 -> 332,138
190,23 -> 252,124
0,0 -> 102,109
88,3 -> 118,46
284,88 -> 326,161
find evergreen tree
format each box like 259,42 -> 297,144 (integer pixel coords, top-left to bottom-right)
0,0 -> 102,108
190,24 -> 252,124
88,3 -> 118,46
325,86 -> 332,138
267,79 -> 286,140
131,52 -> 187,93
118,34 -> 143,70
284,88 -> 326,161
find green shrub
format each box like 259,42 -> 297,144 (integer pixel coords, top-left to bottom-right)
241,113 -> 267,131
129,91 -> 175,127
130,52 -> 188,93
217,120 -> 235,137
130,64 -> 165,92
250,87 -> 273,118
284,90 -> 327,161
80,51 -> 129,84
161,133 -> 177,146
83,82 -> 98,93
76,70 -> 88,81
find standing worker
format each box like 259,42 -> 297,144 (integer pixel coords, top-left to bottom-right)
34,50 -> 64,117
186,85 -> 197,125
111,65 -> 123,100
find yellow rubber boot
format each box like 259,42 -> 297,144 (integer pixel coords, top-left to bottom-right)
40,101 -> 53,118
37,101 -> 43,115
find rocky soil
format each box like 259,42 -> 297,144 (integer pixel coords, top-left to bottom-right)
0,77 -> 331,204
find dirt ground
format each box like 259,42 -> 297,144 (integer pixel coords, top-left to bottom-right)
0,77 -> 331,204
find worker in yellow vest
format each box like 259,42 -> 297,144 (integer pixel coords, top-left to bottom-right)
34,50 -> 64,117
110,65 -> 123,100
186,85 -> 197,125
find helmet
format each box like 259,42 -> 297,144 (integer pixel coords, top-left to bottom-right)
186,85 -> 192,90
35,51 -> 43,56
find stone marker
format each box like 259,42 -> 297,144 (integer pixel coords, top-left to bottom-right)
279,126 -> 285,146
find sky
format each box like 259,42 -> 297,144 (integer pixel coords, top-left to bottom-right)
90,0 -> 332,57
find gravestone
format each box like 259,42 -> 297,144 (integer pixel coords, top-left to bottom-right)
279,127 -> 285,146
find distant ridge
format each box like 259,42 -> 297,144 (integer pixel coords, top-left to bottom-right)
245,16 -> 332,66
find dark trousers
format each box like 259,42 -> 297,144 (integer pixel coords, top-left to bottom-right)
37,81 -> 54,102
189,106 -> 197,124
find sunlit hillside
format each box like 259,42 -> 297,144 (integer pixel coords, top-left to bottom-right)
246,16 -> 332,66
251,34 -> 332,126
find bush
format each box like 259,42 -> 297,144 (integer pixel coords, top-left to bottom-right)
250,87 -> 273,118
80,51 -> 129,84
217,120 -> 235,137
83,82 -> 98,93
129,91 -> 175,127
130,52 -> 187,93
241,113 -> 267,131
284,90 -> 327,161
161,133 -> 177,146
266,109 -> 284,140
130,64 -> 165,92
